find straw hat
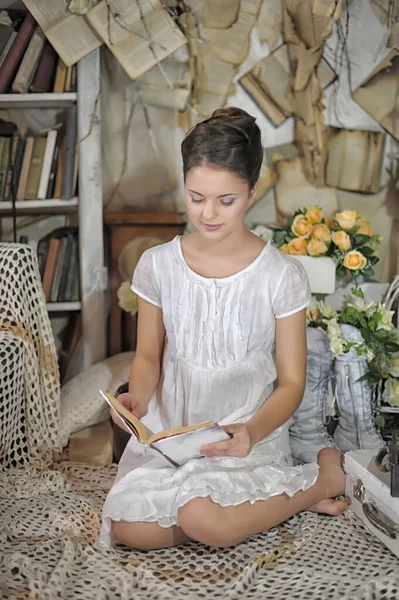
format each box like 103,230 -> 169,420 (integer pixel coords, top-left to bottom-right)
118,236 -> 163,281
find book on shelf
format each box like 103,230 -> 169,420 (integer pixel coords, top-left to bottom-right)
0,23 -> 17,68
16,136 -> 34,201
0,12 -> 36,94
0,119 -> 77,202
0,10 -> 79,94
38,227 -> 80,303
30,41 -> 57,93
3,130 -> 21,201
12,25 -> 46,94
101,391 -> 231,467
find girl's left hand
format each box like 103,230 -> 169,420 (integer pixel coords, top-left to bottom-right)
200,424 -> 253,458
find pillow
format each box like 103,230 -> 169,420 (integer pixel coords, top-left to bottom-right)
60,352 -> 134,447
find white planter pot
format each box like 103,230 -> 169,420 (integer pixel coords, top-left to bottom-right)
292,255 -> 336,294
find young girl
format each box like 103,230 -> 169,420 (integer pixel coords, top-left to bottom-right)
98,107 -> 347,551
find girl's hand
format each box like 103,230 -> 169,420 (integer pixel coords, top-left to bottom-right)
200,424 -> 253,458
110,392 -> 149,432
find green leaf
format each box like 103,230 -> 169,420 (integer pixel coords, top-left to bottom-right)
369,255 -> 379,265
336,264 -> 347,279
385,341 -> 399,353
359,246 -> 374,257
361,266 -> 375,277
351,287 -> 364,298
353,234 -> 371,247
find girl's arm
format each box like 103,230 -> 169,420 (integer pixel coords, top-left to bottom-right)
246,308 -> 307,446
201,308 -> 307,458
118,296 -> 165,419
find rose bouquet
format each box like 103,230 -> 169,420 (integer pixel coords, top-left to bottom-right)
253,207 -> 381,283
306,288 -> 399,411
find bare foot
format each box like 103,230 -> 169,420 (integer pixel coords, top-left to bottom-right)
308,448 -> 348,515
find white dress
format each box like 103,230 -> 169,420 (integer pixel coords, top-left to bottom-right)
98,236 -> 319,549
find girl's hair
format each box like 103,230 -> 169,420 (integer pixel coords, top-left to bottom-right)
181,107 -> 263,190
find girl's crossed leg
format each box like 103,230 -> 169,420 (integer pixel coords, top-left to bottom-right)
111,448 -> 347,550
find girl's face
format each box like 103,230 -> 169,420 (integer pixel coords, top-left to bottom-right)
185,165 -> 256,240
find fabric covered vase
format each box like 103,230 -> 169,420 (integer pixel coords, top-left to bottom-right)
333,324 -> 383,453
289,327 -> 336,464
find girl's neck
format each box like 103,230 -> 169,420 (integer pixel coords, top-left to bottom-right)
190,228 -> 250,257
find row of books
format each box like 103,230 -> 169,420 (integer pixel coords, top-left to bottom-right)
0,13 -> 77,94
0,110 -> 77,202
37,227 -> 80,304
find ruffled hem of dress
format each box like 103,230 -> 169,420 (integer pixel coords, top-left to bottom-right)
97,460 -> 319,547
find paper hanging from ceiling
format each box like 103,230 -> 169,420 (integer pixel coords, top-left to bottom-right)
240,44 -> 336,127
352,49 -> 399,143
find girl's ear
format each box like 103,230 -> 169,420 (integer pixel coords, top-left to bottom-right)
248,183 -> 258,208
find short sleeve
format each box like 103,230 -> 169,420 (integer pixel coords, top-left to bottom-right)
272,258 -> 311,319
131,249 -> 161,308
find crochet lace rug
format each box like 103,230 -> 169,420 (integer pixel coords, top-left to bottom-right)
1,462 -> 398,600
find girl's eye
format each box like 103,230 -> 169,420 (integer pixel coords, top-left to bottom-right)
220,198 -> 236,206
190,196 -> 203,204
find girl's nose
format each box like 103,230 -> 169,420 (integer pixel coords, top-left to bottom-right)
202,199 -> 218,221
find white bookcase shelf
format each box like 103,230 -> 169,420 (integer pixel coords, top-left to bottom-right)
0,92 -> 77,109
0,198 -> 78,215
47,302 -> 81,312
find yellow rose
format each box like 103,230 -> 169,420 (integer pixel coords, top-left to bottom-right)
287,237 -> 308,255
291,214 -> 312,238
306,206 -> 324,225
307,237 -> 328,256
335,210 -> 357,231
325,217 -> 338,230
332,230 -> 351,252
356,217 -> 373,237
279,243 -> 289,254
306,302 -> 320,323
311,223 -> 332,243
343,250 -> 367,271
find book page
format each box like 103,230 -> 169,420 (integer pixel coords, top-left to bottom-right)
86,0 -> 187,80
22,0 -> 101,66
151,424 -> 230,466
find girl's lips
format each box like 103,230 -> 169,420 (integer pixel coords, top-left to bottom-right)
203,223 -> 222,231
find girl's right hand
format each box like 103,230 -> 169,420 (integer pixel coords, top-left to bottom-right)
117,392 -> 149,418
110,392 -> 149,432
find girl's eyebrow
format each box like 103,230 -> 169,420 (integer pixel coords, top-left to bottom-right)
188,189 -> 237,198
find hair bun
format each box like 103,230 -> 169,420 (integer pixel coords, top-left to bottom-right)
211,107 -> 255,123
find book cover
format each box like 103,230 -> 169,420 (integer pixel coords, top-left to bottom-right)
50,235 -> 68,302
11,137 -> 26,200
42,237 -> 61,301
37,234 -> 50,278
0,138 -> 10,200
0,23 -> 15,57
37,130 -> 58,199
53,132 -> 65,199
30,41 -> 57,93
0,31 -> 17,69
100,391 -> 231,467
2,130 -> 21,201
12,26 -> 46,94
53,57 -> 67,93
57,233 -> 75,302
64,235 -> 78,302
61,105 -> 77,199
25,136 -> 47,200
16,136 -> 34,201
0,12 -> 36,93
46,132 -> 61,198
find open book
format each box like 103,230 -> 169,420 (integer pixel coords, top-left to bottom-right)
100,391 -> 230,467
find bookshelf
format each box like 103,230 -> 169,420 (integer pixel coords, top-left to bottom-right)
0,48 -> 106,371
0,92 -> 77,109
